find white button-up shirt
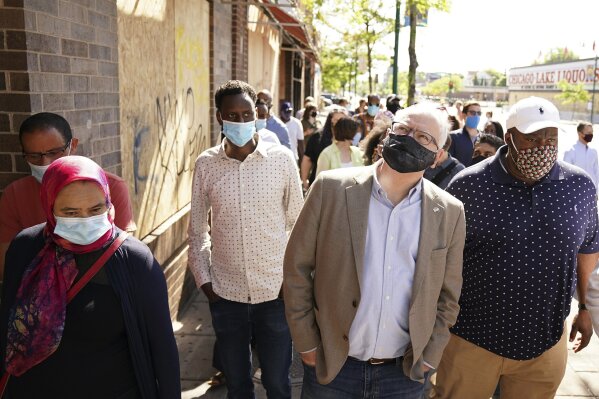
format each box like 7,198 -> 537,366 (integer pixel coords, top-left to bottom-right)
348,166 -> 422,360
188,136 -> 303,304
563,140 -> 599,190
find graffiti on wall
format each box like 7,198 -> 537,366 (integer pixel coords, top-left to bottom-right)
132,87 -> 207,194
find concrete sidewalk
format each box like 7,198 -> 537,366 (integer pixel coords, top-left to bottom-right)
176,293 -> 599,399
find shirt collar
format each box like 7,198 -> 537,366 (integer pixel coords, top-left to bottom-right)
490,145 -> 564,186
218,133 -> 268,160
372,161 -> 423,207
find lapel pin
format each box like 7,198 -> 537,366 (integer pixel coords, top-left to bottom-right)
433,207 -> 440,213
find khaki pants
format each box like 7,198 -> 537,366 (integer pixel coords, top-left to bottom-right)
432,329 -> 567,399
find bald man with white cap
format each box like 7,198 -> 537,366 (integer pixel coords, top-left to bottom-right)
433,97 -> 599,399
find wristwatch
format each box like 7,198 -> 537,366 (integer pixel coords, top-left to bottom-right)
579,303 -> 589,311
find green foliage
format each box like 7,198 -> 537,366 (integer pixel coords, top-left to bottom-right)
534,48 -> 580,65
485,69 -> 506,86
321,47 -> 353,93
556,79 -> 590,118
421,75 -> 462,96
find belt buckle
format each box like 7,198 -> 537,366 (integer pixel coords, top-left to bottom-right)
368,358 -> 386,365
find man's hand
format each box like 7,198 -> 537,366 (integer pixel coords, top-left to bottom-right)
300,349 -> 317,367
201,282 -> 221,303
570,310 -> 593,352
422,364 -> 431,373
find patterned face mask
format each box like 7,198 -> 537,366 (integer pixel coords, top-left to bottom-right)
509,137 -> 557,180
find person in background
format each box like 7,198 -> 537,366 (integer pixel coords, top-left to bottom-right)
563,122 -> 599,191
0,112 -> 136,285
301,107 -> 348,191
280,101 -> 305,163
424,135 -> 465,189
0,156 -> 180,398
448,101 -> 482,167
315,117 -> 363,177
363,120 -> 391,166
296,96 -> 315,120
338,98 -> 351,113
301,104 -> 319,141
188,80 -> 303,398
354,94 -> 380,139
434,97 -> 599,399
354,98 -> 367,115
447,115 -> 460,131
257,89 -> 291,148
471,133 -> 504,165
484,120 -> 505,140
255,100 -> 281,145
453,100 -> 464,127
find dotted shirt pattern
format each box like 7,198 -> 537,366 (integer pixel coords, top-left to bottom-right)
188,137 -> 304,304
446,146 -> 599,360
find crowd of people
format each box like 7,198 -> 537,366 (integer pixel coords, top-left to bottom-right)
1,78 -> 599,399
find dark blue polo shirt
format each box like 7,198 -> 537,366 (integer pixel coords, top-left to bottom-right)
446,145 -> 599,360
448,127 -> 479,167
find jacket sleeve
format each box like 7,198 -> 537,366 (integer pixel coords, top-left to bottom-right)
422,204 -> 466,367
139,250 -> 182,398
283,174 -> 324,352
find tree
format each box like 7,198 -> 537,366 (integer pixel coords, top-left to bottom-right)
485,69 -> 506,86
406,0 -> 450,106
421,75 -> 463,97
556,79 -> 590,119
534,47 -> 580,65
321,47 -> 353,93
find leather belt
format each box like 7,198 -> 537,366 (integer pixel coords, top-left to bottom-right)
348,356 -> 400,365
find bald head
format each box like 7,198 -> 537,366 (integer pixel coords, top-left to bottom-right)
393,102 -> 449,148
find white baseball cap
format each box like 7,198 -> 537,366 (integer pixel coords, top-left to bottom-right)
506,96 -> 560,134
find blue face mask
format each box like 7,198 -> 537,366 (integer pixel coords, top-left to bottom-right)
352,132 -> 361,146
367,105 -> 379,117
222,120 -> 256,147
54,211 -> 112,245
255,118 -> 267,131
465,115 -> 480,129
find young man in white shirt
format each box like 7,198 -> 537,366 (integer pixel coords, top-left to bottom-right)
280,101 -> 304,163
188,80 -> 303,398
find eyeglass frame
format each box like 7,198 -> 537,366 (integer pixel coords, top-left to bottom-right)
22,140 -> 72,163
466,110 -> 482,116
390,122 -> 439,150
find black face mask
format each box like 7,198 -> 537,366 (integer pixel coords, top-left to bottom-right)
387,103 -> 401,115
471,155 -> 487,165
310,111 -> 318,117
382,134 -> 437,173
584,134 -> 593,143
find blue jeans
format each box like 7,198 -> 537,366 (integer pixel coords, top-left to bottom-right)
209,297 -> 292,399
302,357 -> 427,399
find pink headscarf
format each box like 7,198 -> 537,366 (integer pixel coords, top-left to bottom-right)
5,156 -> 115,376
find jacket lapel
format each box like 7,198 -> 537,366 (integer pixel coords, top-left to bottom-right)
345,167 -> 374,291
410,180 -> 444,307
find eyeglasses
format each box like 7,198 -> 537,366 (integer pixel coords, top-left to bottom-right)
466,110 -> 482,116
23,141 -> 71,163
391,123 -> 438,149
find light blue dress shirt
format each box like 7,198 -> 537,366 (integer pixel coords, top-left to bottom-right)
563,140 -> 599,190
348,167 -> 422,360
266,115 -> 291,149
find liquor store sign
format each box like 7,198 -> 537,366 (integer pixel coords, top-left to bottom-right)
508,59 -> 599,91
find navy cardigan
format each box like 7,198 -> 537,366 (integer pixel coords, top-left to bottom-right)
0,224 -> 181,399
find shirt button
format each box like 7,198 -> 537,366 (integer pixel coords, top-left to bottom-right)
343,335 -> 348,341
389,236 -> 394,241
352,300 -> 357,307
385,296 -> 390,300
387,266 -> 391,270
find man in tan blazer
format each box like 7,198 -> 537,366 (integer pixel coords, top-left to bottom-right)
284,103 -> 466,399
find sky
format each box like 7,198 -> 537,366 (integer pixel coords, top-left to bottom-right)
319,0 -> 599,75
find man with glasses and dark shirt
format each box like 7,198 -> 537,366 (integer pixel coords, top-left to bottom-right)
448,101 -> 482,167
0,112 -> 136,282
434,97 -> 599,399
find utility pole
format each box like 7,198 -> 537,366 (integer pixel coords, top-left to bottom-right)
392,0 -> 401,94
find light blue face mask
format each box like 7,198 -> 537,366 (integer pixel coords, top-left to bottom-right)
54,211 -> 112,245
222,120 -> 256,147
352,132 -> 361,146
367,105 -> 380,117
465,115 -> 480,129
255,118 -> 267,131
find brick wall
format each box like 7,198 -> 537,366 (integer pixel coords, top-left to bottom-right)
0,0 -> 120,192
231,3 -> 248,82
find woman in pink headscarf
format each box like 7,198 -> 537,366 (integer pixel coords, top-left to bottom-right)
0,156 -> 180,399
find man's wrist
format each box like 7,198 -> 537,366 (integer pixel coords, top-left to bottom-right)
579,302 -> 589,311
